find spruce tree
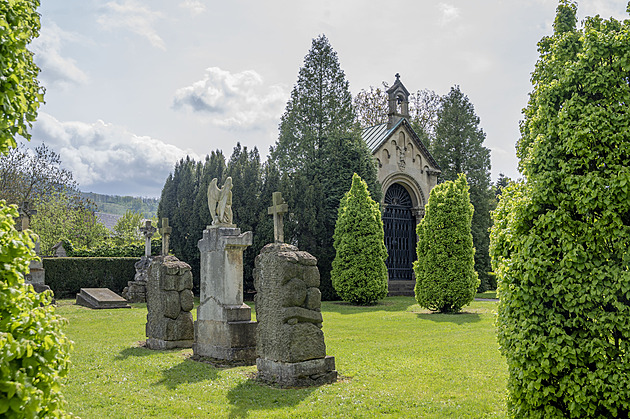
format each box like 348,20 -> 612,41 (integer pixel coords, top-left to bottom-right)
491,2 -> 630,417
433,86 -> 493,291
331,173 -> 388,305
271,34 -> 379,299
414,174 -> 478,313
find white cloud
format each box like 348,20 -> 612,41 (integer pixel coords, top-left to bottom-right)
179,0 -> 206,15
438,3 -> 460,25
31,112 -> 200,196
98,1 -> 166,50
31,21 -> 89,87
172,67 -> 288,130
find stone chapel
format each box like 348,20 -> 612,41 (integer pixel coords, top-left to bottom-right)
362,75 -> 441,295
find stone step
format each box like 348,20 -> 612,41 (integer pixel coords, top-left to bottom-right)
387,280 -> 415,297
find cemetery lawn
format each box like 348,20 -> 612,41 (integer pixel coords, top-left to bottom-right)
56,297 -> 507,418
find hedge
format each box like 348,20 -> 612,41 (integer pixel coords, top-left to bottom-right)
43,257 -> 137,298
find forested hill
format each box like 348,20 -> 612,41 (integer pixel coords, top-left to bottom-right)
81,192 -> 159,218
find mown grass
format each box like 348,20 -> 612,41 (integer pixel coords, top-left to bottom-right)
56,297 -> 507,418
475,291 -> 498,300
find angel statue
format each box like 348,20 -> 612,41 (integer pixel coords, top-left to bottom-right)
207,177 -> 234,226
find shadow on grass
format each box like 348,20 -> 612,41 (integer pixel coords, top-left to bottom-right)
415,311 -> 482,324
115,345 -> 159,360
323,296 -> 416,315
153,358 -> 219,389
226,378 -> 314,418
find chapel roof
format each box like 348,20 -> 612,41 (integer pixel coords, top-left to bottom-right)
362,118 -> 441,171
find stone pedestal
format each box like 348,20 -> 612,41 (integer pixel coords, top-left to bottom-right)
254,243 -> 337,387
194,226 -> 256,362
25,240 -> 45,286
26,259 -> 45,285
146,256 -> 194,349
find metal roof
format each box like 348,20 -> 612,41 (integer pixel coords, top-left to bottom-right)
362,119 -> 402,153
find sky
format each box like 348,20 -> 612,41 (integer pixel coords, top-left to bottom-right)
26,0 -> 629,198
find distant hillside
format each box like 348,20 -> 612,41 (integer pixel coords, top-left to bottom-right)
81,192 -> 160,218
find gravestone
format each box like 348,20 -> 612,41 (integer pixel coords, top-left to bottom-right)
254,244 -> 337,387
254,191 -> 336,387
145,255 -> 194,349
193,177 -> 257,362
76,288 -> 131,309
122,220 -> 157,302
19,201 -> 45,286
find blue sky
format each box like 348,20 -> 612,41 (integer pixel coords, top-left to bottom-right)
27,0 -> 629,197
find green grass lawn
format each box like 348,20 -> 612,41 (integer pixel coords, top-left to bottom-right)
56,297 -> 507,418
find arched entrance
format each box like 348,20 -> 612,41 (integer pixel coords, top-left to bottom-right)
383,183 -> 417,281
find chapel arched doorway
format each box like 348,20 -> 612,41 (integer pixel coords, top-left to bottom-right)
383,183 -> 417,281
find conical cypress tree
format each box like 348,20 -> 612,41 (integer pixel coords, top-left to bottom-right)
414,173 -> 478,312
331,173 -> 388,305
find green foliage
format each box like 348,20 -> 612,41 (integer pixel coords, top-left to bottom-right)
331,173 -> 388,305
271,35 -> 380,300
0,202 -> 73,417
30,192 -> 109,255
491,4 -> 630,417
111,209 -> 143,246
81,192 -> 159,218
0,0 -> 44,154
432,85 -> 494,291
66,237 -> 161,258
43,257 -> 137,298
414,174 -> 478,312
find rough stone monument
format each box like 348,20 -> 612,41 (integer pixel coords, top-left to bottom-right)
194,177 -> 257,362
254,192 -> 337,387
122,220 -> 157,302
145,255 -> 194,349
18,201 -> 46,287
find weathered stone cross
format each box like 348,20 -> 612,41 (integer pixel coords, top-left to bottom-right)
18,201 -> 36,231
268,192 -> 288,243
159,218 -> 172,256
139,220 -> 157,258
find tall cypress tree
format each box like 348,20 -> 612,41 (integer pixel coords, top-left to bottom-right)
432,86 -> 494,291
271,34 -> 379,299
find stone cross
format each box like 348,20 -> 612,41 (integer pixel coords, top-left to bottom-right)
18,201 -> 37,231
139,220 -> 157,258
159,218 -> 172,256
267,192 -> 288,243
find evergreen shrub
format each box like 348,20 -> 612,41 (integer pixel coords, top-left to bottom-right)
0,203 -> 73,417
491,2 -> 630,416
331,173 -> 388,305
414,174 -> 478,312
63,238 -> 161,258
43,257 -> 137,298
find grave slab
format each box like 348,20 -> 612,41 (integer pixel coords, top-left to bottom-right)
76,288 -> 131,309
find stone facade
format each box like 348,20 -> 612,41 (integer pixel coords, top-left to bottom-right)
362,75 -> 441,295
254,243 -> 336,387
145,255 -> 194,349
194,226 -> 256,362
